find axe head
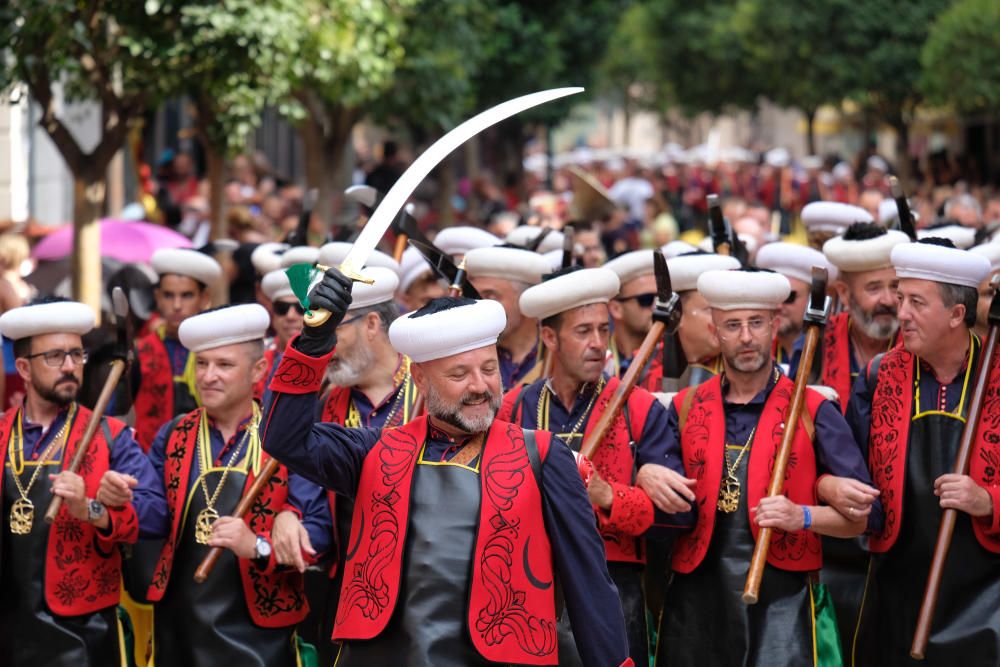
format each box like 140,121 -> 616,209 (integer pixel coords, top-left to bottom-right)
110,286 -> 132,364
803,266 -> 831,327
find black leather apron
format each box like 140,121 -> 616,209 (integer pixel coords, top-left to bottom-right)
153,467 -> 296,667
337,451 -> 490,666
854,411 -> 1000,666
657,441 -> 814,667
0,457 -> 118,666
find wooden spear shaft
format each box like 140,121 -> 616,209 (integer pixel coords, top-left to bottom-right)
579,321 -> 664,460
44,359 -> 127,524
910,282 -> 1000,659
194,458 -> 280,583
741,321 -> 822,603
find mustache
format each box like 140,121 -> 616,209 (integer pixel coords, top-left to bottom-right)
55,375 -> 78,386
460,391 -> 495,406
869,305 -> 897,318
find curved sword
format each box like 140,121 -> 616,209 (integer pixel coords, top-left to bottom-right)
339,87 -> 583,279
305,87 -> 584,326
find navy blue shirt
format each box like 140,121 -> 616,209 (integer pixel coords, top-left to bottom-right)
512,375 -> 696,533
498,339 -> 540,388
147,409 -> 332,557
846,339 -> 979,533
667,365 -> 883,533
19,406 -> 168,538
261,387 -> 632,667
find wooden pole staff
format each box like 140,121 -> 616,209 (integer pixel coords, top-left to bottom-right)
910,277 -> 1000,658
742,266 -> 829,604
45,288 -> 131,523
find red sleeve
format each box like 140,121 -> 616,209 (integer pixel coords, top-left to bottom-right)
596,482 -> 654,536
977,485 -> 1000,537
267,337 -> 333,394
97,503 -> 139,548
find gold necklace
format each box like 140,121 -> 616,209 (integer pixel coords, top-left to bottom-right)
193,404 -> 261,545
717,425 -> 756,514
7,406 -> 76,535
536,377 -> 606,445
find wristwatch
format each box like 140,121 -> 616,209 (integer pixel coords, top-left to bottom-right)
254,535 -> 272,560
87,498 -> 106,523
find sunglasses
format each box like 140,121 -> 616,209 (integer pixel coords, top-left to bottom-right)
273,300 -> 306,316
615,292 -> 657,308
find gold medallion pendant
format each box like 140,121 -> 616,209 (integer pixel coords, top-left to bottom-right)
717,476 -> 741,514
10,497 -> 34,535
195,507 -> 220,545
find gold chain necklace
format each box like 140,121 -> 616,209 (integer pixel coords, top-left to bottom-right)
717,425 -> 756,514
193,404 -> 261,545
536,377 -> 606,445
7,406 -> 77,535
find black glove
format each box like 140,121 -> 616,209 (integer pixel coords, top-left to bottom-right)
293,267 -> 353,357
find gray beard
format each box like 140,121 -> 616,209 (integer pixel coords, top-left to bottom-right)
727,347 -> 769,374
849,300 -> 899,340
327,343 -> 375,387
425,384 -> 501,434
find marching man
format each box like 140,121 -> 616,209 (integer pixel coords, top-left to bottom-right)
0,299 -> 167,666
261,266 -> 636,666
499,265 -> 695,666
145,304 -> 331,667
849,239 -> 1000,665
649,268 -> 878,666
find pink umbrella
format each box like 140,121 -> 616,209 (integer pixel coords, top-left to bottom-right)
32,219 -> 193,264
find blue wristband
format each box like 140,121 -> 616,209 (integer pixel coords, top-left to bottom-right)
802,505 -> 812,531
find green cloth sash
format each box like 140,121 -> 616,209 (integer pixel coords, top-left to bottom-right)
812,581 -> 843,667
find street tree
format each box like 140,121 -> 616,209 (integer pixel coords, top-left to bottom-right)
164,0 -> 300,239
922,0 -> 1000,114
0,0 -> 179,311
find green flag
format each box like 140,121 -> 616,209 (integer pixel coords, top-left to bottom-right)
284,263 -> 318,315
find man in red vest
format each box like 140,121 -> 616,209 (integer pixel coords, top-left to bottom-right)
133,248 -> 222,450
650,268 -> 877,666
820,222 -> 909,412
261,265 -> 635,667
465,246 -> 550,388
0,299 -> 167,666
314,266 -> 418,664
503,265 -> 696,666
848,239 -> 1000,665
145,303 -> 332,667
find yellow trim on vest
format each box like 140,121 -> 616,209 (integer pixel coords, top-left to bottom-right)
416,442 -> 481,473
912,331 -> 975,422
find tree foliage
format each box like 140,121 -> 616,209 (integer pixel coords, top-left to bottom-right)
922,0 -> 1000,113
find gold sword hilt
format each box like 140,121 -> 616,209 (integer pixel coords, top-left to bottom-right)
303,263 -> 376,327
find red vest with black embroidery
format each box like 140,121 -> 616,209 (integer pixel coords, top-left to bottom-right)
821,312 -> 853,414
333,417 -> 558,665
134,330 -> 175,452
868,345 -> 1000,553
0,406 -> 137,615
145,408 -> 308,627
670,374 -> 824,573
498,377 -> 656,564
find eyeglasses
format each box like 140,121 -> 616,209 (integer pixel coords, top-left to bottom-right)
336,314 -> 361,329
272,300 -> 306,316
783,290 -> 799,305
719,318 -> 769,336
25,348 -> 89,367
615,292 -> 657,308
